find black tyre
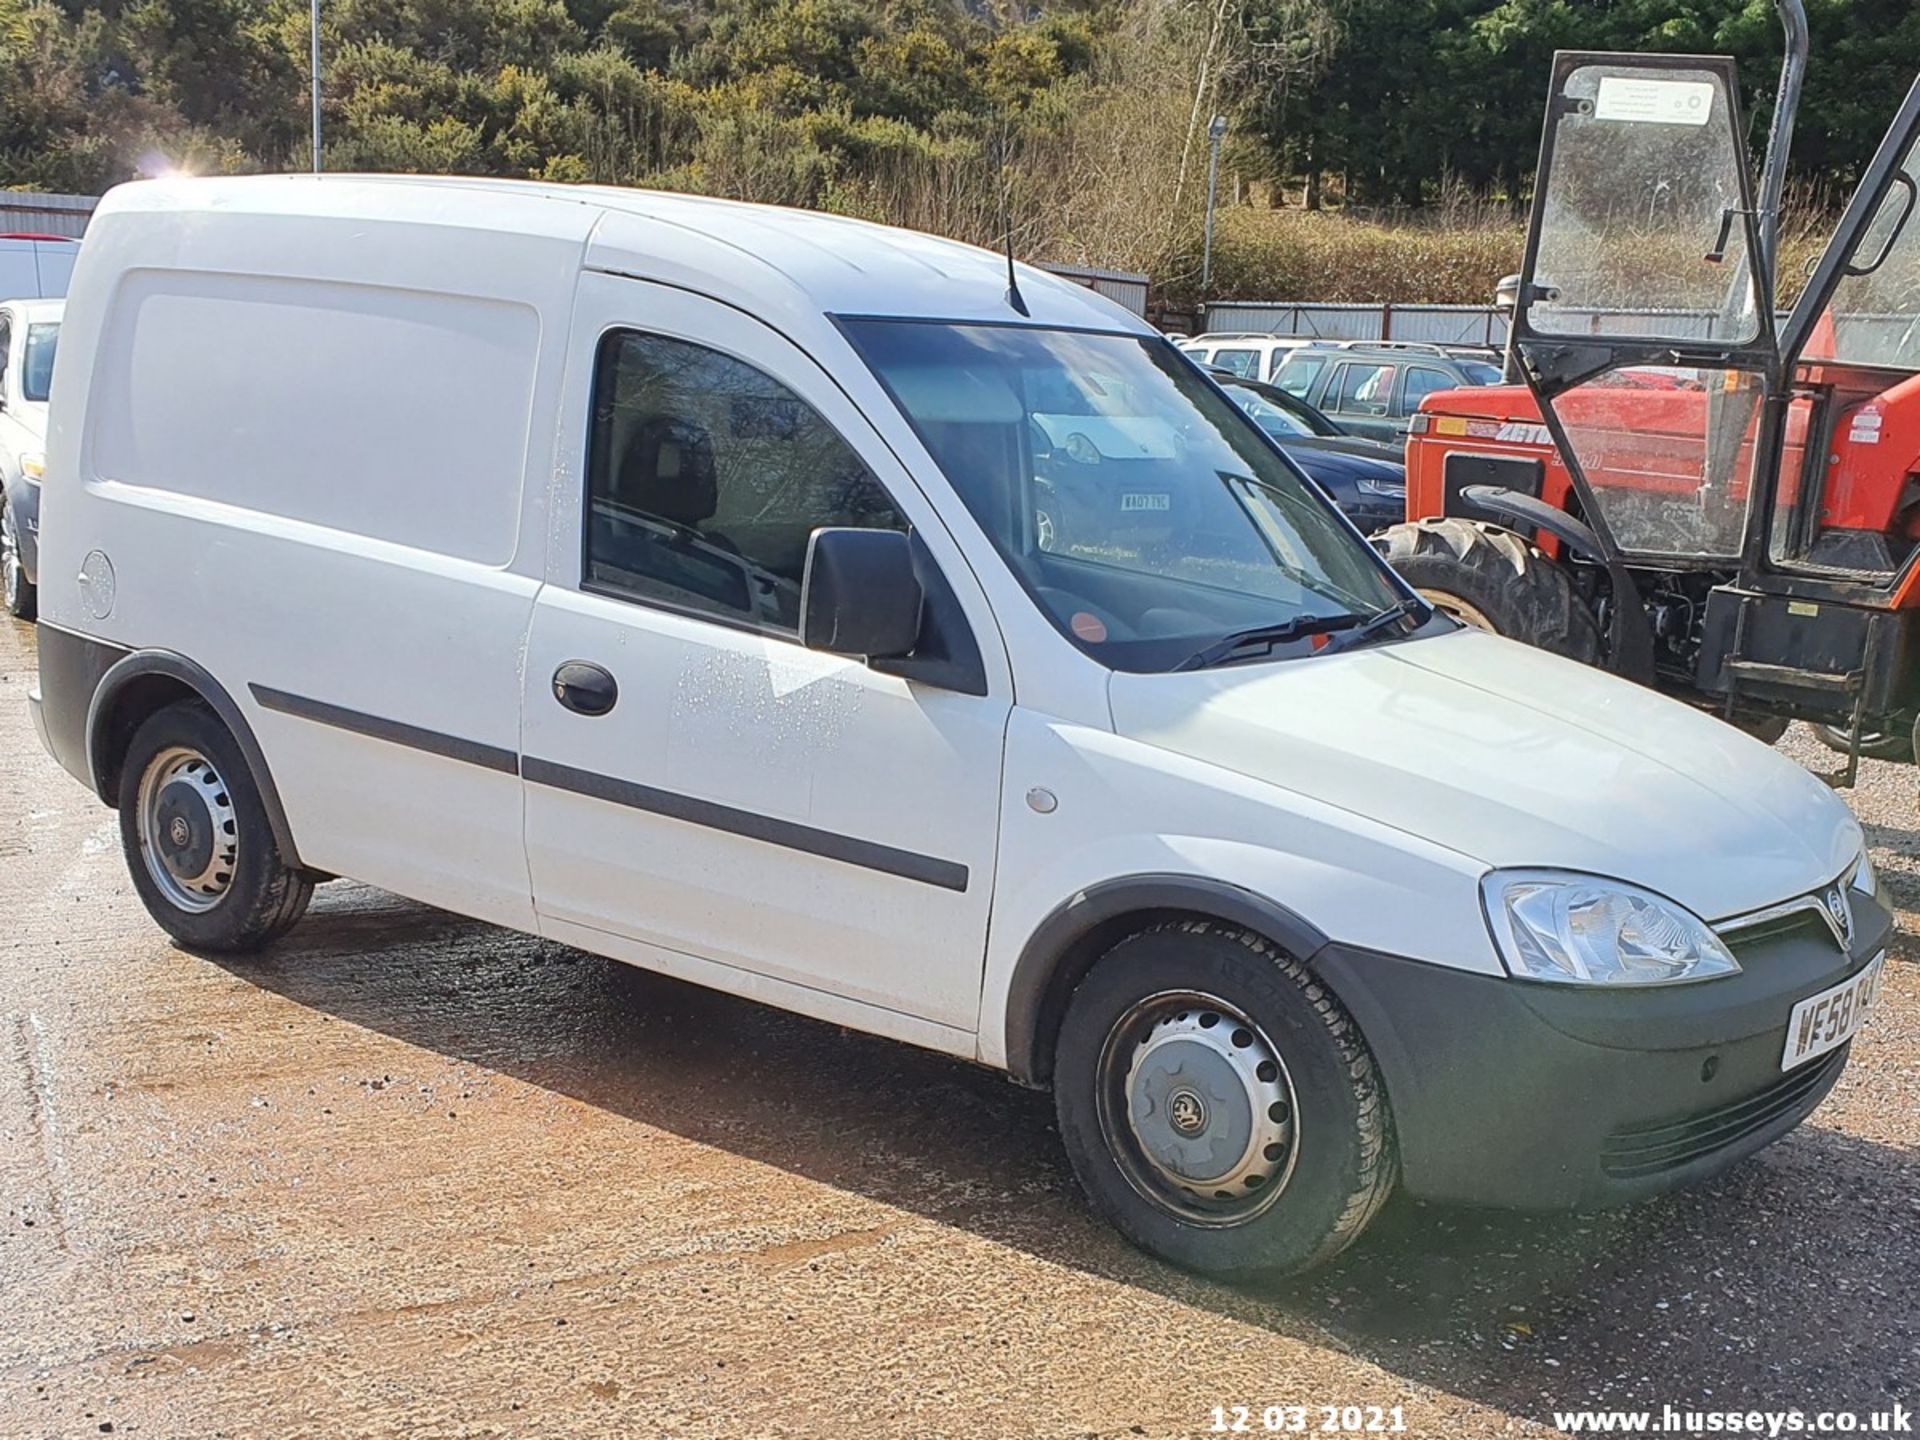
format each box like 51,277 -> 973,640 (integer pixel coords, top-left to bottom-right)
1374,517 -> 1600,663
1053,921 -> 1396,1277
117,700 -> 311,951
1,495 -> 34,621
1812,724 -> 1913,763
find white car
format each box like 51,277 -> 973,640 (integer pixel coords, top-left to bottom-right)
0,296 -> 61,619
1176,332 -> 1313,382
29,177 -> 1886,1275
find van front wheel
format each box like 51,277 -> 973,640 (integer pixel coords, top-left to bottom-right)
117,701 -> 311,951
1053,922 -> 1396,1276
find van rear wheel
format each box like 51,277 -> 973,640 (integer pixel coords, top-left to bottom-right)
1374,517 -> 1601,664
118,700 -> 311,951
1052,922 -> 1396,1277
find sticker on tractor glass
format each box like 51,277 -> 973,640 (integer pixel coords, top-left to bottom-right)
1592,76 -> 1714,126
1120,493 -> 1171,512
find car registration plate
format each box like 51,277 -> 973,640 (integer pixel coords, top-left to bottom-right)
1782,953 -> 1885,1072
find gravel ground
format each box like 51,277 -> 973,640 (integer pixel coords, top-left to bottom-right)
0,616 -> 1914,1439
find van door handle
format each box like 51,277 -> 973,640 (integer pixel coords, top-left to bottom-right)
551,661 -> 618,717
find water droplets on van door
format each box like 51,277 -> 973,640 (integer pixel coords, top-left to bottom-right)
667,642 -> 863,818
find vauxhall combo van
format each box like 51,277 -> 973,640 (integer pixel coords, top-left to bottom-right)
28,177 -> 1889,1275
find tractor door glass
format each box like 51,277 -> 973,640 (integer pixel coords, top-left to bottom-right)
1800,132 -> 1920,370
1770,99 -> 1920,576
1524,62 -> 1761,346
1548,364 -> 1763,558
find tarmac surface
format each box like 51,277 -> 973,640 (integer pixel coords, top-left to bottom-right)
0,615 -> 1914,1439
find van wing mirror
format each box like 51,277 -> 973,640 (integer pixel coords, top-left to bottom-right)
800,527 -> 924,660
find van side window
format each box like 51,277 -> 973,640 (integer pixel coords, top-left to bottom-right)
0,315 -> 10,395
585,331 -> 905,633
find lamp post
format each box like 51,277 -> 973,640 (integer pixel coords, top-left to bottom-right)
1202,114 -> 1228,291
310,0 -> 323,173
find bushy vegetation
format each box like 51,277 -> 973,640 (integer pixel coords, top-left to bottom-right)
1208,200 -> 1831,308
1,0 -> 1914,304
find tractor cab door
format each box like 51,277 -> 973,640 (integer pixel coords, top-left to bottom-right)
1769,74 -> 1920,585
1510,53 -> 1779,590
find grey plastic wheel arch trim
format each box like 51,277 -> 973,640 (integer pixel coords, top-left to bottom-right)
87,650 -> 305,869
1003,874 -> 1331,1087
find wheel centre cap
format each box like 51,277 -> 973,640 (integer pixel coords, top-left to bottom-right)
1128,1038 -> 1255,1184
1168,1089 -> 1208,1136
154,780 -> 215,880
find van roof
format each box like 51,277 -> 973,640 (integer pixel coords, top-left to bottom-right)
88,174 -> 1146,336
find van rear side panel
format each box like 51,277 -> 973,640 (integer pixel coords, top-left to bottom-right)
39,181 -> 592,928
89,270 -> 538,566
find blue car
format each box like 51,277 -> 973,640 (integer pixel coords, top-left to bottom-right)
1210,369 -> 1407,534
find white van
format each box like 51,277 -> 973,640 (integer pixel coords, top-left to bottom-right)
1177,332 -> 1312,382
1,297 -> 61,618
29,177 -> 1888,1275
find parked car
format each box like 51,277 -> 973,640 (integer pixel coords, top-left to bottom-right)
32,176 -> 1881,1278
1175,332 -> 1311,382
1273,342 -> 1502,441
0,297 -> 61,618
1209,369 -> 1406,533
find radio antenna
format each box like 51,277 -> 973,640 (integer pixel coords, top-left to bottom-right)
995,130 -> 1029,317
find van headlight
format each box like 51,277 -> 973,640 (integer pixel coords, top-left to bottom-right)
1481,870 -> 1741,986
1850,848 -> 1883,903
20,453 -> 44,481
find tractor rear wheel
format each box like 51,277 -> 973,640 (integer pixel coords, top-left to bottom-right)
1374,517 -> 1602,665
1812,725 -> 1914,763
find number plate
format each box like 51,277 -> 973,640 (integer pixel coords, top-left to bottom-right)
1781,953 -> 1884,1072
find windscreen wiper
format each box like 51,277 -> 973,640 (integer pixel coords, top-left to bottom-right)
1320,596 -> 1432,655
1175,613 -> 1362,672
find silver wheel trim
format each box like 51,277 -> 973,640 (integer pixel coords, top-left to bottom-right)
136,745 -> 240,913
1095,989 -> 1300,1228
1,503 -> 18,610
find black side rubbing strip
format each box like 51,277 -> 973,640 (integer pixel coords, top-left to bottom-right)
522,755 -> 970,892
250,685 -> 519,776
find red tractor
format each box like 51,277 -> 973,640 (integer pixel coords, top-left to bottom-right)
1378,2 -> 1920,773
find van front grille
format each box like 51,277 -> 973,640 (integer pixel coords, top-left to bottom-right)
1600,1050 -> 1846,1179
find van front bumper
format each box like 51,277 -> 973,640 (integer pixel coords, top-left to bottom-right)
1311,894 -> 1890,1209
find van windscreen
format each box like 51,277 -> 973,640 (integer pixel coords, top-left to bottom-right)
843,319 -> 1404,673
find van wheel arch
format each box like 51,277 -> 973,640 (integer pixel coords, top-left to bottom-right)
1004,875 -> 1330,1088
88,652 -> 305,870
